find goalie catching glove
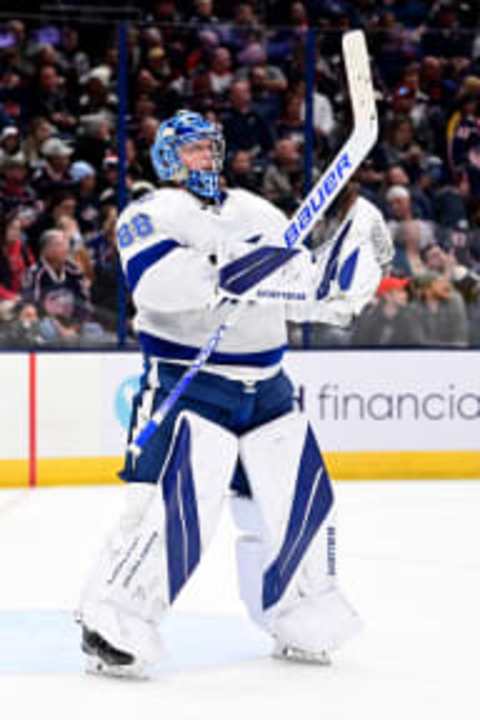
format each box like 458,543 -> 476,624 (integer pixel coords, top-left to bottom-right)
215,218 -> 382,319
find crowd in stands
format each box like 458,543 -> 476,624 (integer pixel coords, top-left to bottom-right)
0,0 -> 480,347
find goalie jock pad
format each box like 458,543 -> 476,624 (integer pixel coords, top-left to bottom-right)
78,411 -> 238,664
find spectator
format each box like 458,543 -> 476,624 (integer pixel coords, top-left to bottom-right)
235,42 -> 288,94
31,136 -> 74,200
0,153 -> 38,217
0,65 -> 28,127
225,149 -> 262,192
368,11 -> 406,88
295,79 -> 335,143
386,185 -> 435,248
463,201 -> 480,269
98,154 -> 119,195
26,189 -> 77,258
188,0 -> 219,26
290,1 -> 309,31
29,64 -> 77,133
434,170 -> 470,231
275,91 -> 306,147
0,301 -> 44,348
389,84 -> 432,149
147,0 -> 183,23
262,137 -> 303,213
421,2 -> 472,59
0,125 -> 21,166
419,55 -> 445,102
55,211 -> 93,285
385,184 -> 414,226
195,46 -> 234,108
21,116 -> 55,167
222,3 -> 261,56
70,160 -> 100,240
74,114 -> 114,169
78,66 -> 117,123
392,218 -> 431,277
385,164 -> 433,220
144,45 -> 170,84
410,270 -> 469,347
0,210 -> 34,306
247,61 -> 286,125
352,276 -> 424,346
222,79 -> 274,159
421,241 -> 480,313
414,155 -> 446,216
56,26 -> 90,83
380,115 -> 418,168
139,49 -> 179,116
22,228 -> 92,343
356,158 -> 386,210
89,204 -> 120,333
135,116 -> 160,182
447,94 -> 480,198
125,136 -> 146,182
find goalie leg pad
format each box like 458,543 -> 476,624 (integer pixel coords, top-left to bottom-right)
230,495 -> 267,628
79,410 -> 238,664
238,412 -> 360,651
272,587 -> 362,655
240,412 -> 334,612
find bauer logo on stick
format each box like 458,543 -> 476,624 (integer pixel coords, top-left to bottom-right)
283,151 -> 353,247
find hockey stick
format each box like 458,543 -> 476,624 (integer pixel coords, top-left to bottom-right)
128,29 -> 377,457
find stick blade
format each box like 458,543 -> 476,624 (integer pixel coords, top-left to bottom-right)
342,30 -> 378,147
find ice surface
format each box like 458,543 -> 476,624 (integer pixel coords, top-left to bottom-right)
1,481 -> 479,720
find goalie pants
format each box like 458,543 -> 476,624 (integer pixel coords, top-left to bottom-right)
120,358 -> 296,492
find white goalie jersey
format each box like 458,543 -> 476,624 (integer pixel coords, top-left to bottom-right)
117,186 -> 291,381
117,186 -> 385,380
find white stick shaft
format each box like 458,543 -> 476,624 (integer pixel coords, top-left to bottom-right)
283,30 -> 378,248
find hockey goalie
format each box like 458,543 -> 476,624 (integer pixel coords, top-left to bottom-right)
77,33 -> 387,679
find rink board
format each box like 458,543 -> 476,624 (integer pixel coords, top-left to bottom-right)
0,350 -> 479,487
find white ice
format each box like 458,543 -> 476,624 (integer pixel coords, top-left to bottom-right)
1,480 -> 479,720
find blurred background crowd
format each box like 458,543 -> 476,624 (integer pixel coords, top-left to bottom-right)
1,0 -> 480,348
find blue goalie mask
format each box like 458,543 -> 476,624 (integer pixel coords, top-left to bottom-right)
150,110 -> 225,200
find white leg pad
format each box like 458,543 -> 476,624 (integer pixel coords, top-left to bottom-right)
79,482 -> 164,664
79,411 -> 238,664
238,411 -> 360,651
230,495 -> 268,629
272,588 -> 362,654
235,536 -> 265,626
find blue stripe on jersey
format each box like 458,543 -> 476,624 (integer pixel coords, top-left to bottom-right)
126,239 -> 180,292
162,417 -> 201,603
138,331 -> 286,368
262,426 -> 333,610
219,246 -> 300,296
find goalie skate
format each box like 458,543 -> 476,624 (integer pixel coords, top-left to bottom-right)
81,626 -> 148,680
273,640 -> 332,666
